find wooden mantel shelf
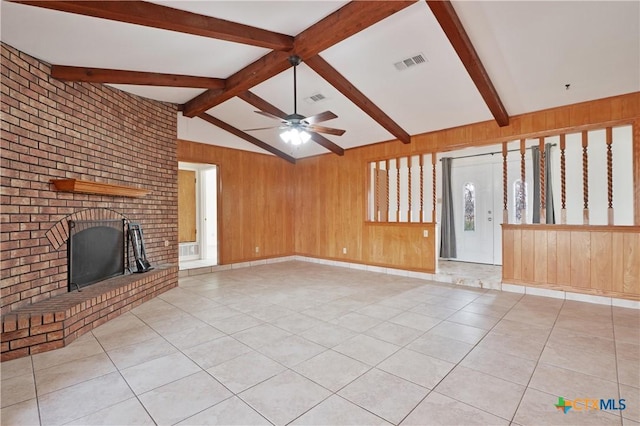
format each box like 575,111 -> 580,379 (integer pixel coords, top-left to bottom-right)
50,179 -> 149,198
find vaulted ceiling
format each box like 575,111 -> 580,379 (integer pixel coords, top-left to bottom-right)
2,1 -> 638,162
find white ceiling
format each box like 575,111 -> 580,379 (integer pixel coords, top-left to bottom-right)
2,1 -> 638,159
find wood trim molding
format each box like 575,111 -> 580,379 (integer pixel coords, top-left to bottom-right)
502,224 -> 640,233
364,221 -> 437,227
50,179 -> 149,197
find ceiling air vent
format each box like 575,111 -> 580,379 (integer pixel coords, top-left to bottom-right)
304,93 -> 327,104
394,53 -> 428,71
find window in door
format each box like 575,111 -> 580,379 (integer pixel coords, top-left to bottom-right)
463,182 -> 476,231
514,179 -> 528,223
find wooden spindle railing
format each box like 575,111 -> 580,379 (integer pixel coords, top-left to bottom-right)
502,142 -> 508,224
606,127 -> 613,225
520,139 -> 526,224
582,131 -> 589,225
539,137 -> 546,224
373,162 -> 379,221
560,134 -> 566,224
432,154 -> 437,223
385,159 -> 390,222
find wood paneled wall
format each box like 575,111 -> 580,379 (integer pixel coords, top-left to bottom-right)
503,225 -> 640,300
177,93 -> 638,280
365,223 -> 436,271
293,151 -> 436,272
294,93 -> 638,275
177,140 -> 295,264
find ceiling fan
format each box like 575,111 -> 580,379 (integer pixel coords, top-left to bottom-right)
245,55 -> 345,146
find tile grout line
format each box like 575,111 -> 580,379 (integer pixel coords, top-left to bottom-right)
395,290 -> 527,425
30,353 -> 43,426
90,330 -> 159,426
507,297 -> 566,424
611,303 -> 624,425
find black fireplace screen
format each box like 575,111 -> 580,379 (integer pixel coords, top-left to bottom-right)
68,219 -> 125,290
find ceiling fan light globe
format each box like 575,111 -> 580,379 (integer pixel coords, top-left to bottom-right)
280,129 -> 292,143
281,128 -> 310,146
300,130 -> 311,144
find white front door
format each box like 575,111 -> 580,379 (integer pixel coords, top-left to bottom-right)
451,161 -> 497,264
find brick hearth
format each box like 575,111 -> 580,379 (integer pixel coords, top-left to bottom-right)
1,265 -> 177,361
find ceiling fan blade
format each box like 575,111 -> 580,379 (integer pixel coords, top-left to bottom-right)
243,126 -> 279,131
303,111 -> 338,124
255,110 -> 288,122
306,124 -> 346,136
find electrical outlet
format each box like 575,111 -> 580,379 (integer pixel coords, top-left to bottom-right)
255,246 -> 259,253
342,247 -> 347,254
423,230 -> 429,238
164,240 -> 169,247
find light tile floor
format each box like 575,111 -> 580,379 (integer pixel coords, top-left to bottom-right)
1,261 -> 638,425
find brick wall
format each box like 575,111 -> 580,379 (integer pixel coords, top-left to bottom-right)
1,42 -> 179,314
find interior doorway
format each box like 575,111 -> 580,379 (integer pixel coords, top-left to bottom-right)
178,162 -> 219,269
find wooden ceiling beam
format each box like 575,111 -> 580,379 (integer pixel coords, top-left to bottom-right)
426,0 -> 509,127
197,113 -> 296,164
238,91 -> 345,156
183,50 -> 291,117
182,1 -> 417,117
305,55 -> 411,144
11,1 -> 293,51
51,65 -> 225,88
292,1 -> 416,60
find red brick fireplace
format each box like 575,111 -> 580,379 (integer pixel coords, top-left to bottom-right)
1,43 -> 179,360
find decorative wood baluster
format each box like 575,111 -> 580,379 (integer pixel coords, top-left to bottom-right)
432,154 -> 437,223
419,154 -> 424,223
539,137 -> 546,224
606,127 -> 613,225
502,142 -> 508,224
408,156 -> 412,222
582,131 -> 589,225
373,162 -> 379,222
520,139 -> 526,224
385,159 -> 391,223
397,158 -> 401,222
560,134 -> 567,224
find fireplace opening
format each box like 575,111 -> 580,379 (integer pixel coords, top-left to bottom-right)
68,219 -> 126,291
